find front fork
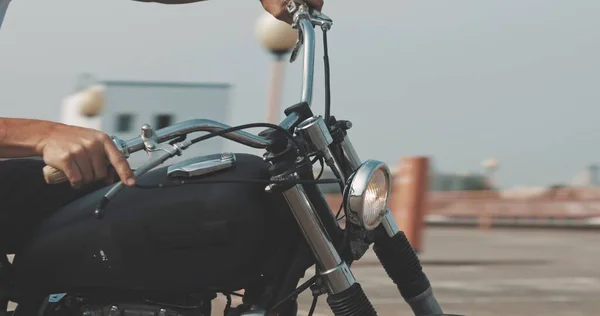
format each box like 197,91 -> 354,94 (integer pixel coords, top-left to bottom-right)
338,136 -> 444,315
278,182 -> 442,316
264,117 -> 443,315
277,183 -> 378,316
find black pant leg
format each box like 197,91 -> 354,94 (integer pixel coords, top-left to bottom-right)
0,159 -> 105,254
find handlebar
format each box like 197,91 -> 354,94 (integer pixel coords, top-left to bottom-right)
124,119 -> 273,154
42,119 -> 275,184
299,17 -> 315,106
42,4 -> 333,185
294,4 -> 332,106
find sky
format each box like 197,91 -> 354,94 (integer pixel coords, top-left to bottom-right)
0,0 -> 599,188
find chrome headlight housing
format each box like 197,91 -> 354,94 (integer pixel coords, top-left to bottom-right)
345,160 -> 392,230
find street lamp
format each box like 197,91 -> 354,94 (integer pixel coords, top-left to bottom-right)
61,82 -> 105,131
255,12 -> 298,124
481,158 -> 499,189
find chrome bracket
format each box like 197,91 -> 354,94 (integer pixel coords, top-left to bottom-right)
167,153 -> 236,178
111,136 -> 130,158
140,123 -> 189,159
240,306 -> 268,316
320,262 -> 356,294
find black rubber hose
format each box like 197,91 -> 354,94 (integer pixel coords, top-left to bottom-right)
373,228 -> 444,315
326,283 -> 377,316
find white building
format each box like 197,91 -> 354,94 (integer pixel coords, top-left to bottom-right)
61,75 -> 233,168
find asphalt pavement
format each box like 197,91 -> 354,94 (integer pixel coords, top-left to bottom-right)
215,227 -> 600,315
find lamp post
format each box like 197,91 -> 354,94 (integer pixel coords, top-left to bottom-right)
481,158 -> 499,190
255,12 -> 298,124
60,82 -> 105,131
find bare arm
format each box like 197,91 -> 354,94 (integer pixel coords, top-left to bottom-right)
0,117 -> 53,158
0,117 -> 135,188
132,0 -> 324,24
132,0 -> 208,4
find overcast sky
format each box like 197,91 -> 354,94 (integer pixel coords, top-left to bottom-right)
1,0 -> 599,187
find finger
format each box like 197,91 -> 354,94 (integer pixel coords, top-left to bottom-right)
90,143 -> 108,182
305,0 -> 323,10
74,146 -> 95,185
60,158 -> 84,189
103,140 -> 135,186
262,2 -> 293,24
279,13 -> 293,24
104,167 -> 117,185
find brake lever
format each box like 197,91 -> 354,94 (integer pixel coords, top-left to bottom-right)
94,124 -> 191,219
288,4 -> 333,64
289,27 -> 304,63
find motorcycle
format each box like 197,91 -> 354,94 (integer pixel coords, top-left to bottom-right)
1,2 -> 449,315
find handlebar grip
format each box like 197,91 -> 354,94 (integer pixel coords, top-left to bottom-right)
42,165 -> 69,185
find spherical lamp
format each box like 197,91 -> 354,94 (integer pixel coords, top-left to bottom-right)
255,12 -> 298,57
481,159 -> 499,172
78,85 -> 106,117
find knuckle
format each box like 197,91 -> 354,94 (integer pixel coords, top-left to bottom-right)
71,145 -> 85,156
59,152 -> 72,164
95,132 -> 111,143
68,173 -> 82,183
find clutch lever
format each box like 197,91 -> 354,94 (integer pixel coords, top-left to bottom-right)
289,27 -> 304,63
288,3 -> 333,63
94,124 -> 191,219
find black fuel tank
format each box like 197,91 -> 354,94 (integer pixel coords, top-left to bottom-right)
12,153 -> 297,294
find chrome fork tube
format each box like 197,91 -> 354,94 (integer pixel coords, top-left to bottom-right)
281,182 -> 355,294
339,136 -> 361,174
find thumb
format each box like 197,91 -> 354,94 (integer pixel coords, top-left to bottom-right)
306,0 -> 323,11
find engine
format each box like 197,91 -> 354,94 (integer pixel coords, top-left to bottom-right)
81,304 -> 190,316
40,294 -> 213,316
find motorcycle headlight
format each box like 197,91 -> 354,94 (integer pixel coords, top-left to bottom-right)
345,160 -> 392,230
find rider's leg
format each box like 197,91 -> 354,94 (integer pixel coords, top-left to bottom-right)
0,158 -> 107,254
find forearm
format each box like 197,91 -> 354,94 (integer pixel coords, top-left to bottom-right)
0,118 -> 56,158
132,0 -> 208,4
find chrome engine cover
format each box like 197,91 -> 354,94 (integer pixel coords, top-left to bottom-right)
81,303 -> 190,316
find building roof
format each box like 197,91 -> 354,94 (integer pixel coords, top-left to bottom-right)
101,79 -> 233,90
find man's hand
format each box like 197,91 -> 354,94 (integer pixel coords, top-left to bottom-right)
261,0 -> 324,24
36,124 -> 135,189
133,0 -> 324,25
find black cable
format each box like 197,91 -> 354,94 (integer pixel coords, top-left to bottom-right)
323,30 -> 332,125
315,156 -> 325,180
134,178 -> 342,189
269,275 -> 319,312
307,266 -> 323,316
310,155 -> 320,164
336,170 -> 354,220
188,122 -> 307,160
308,295 -> 319,316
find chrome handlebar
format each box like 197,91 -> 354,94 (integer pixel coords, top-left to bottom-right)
116,119 -> 274,158
290,3 -> 333,107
